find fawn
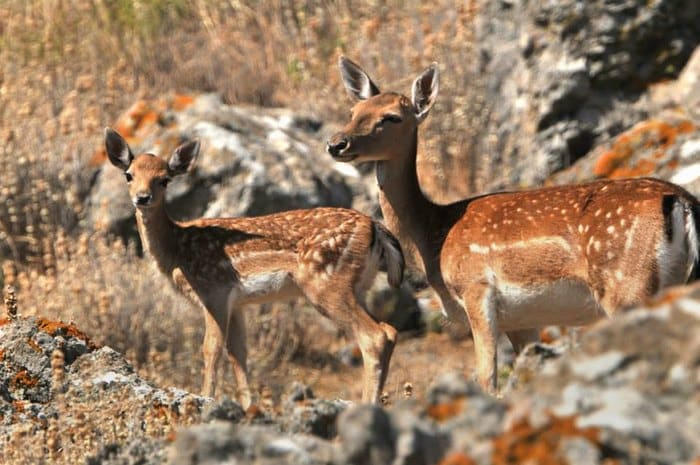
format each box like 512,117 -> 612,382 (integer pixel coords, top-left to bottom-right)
105,128 -> 403,407
326,57 -> 700,392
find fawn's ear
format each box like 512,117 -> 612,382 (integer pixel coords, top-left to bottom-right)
339,56 -> 380,101
168,140 -> 200,176
104,128 -> 133,171
411,63 -> 439,124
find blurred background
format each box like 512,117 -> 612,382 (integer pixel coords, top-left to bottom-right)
1,0 -> 699,407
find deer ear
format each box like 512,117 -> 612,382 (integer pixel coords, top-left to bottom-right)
339,56 -> 380,100
104,128 -> 133,171
411,63 -> 439,124
168,140 -> 200,176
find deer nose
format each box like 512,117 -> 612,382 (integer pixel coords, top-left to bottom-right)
326,137 -> 349,157
134,193 -> 152,206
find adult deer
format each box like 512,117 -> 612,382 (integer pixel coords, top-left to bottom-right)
104,128 -> 403,408
327,57 -> 700,392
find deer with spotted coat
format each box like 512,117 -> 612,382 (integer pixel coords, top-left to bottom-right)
104,128 -> 403,408
326,57 -> 700,393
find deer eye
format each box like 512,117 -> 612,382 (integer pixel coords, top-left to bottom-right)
124,172 -> 133,183
160,178 -> 170,187
380,114 -> 402,124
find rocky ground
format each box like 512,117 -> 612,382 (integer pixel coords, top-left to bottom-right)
1,282 -> 699,464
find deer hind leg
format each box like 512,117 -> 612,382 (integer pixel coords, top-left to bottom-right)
462,283 -> 499,394
224,294 -> 252,409
506,328 -> 540,354
304,281 -> 396,403
377,322 -> 397,398
201,307 -> 225,398
352,309 -> 397,404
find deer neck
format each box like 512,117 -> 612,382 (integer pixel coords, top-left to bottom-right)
376,129 -> 451,276
135,204 -> 178,274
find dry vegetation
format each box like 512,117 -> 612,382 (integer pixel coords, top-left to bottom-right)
0,2 -> 483,461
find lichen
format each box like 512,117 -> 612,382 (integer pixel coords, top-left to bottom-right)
427,398 -> 466,422
36,317 -> 98,350
491,415 -> 600,465
11,369 -> 39,389
593,119 -> 696,178
438,452 -> 477,465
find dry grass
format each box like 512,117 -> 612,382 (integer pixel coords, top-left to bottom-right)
6,233 -> 335,400
0,0 -> 484,269
0,0 -> 479,401
0,3 -> 481,460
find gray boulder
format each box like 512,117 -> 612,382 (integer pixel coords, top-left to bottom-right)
87,94 -> 356,242
470,1 -> 700,189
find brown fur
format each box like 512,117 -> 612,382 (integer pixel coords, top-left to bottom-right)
328,57 -> 700,392
105,128 -> 403,407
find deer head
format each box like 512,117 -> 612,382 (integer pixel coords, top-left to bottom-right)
104,128 -> 200,209
326,56 -> 439,163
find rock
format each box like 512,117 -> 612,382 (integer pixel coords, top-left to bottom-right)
281,397 -> 349,439
0,317 -> 209,461
390,406 -> 449,465
3,283 -> 700,464
87,438 -> 167,465
336,404 -> 396,465
201,396 -> 245,424
285,382 -> 315,404
425,372 -> 482,405
167,421 -> 336,465
505,341 -> 568,394
559,436 -> 601,465
550,113 -> 700,192
569,350 -> 628,382
87,93 -> 357,243
468,2 -> 700,190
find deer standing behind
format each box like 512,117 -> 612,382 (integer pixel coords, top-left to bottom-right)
326,57 -> 700,392
104,128 -> 403,408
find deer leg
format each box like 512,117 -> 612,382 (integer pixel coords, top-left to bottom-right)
506,328 -> 540,353
224,295 -> 251,410
463,285 -> 499,394
353,311 -> 397,404
201,308 -> 224,398
378,322 -> 398,396
433,282 -> 470,328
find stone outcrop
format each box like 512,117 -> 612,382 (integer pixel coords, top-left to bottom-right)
550,46 -> 700,192
469,1 -> 700,189
86,94 -> 362,242
3,282 -> 699,464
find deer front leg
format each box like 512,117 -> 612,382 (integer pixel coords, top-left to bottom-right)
225,294 -> 252,409
201,308 -> 224,398
463,285 -> 499,394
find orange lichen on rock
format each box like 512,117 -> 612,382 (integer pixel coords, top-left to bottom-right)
427,398 -> 466,422
438,452 -> 477,465
0,317 -> 10,326
491,416 -> 600,465
171,94 -> 195,111
36,317 -> 98,350
27,337 -> 42,353
90,94 -> 197,167
114,100 -> 155,139
593,119 -> 696,178
540,327 -> 564,344
11,400 -> 26,413
245,404 -> 265,421
11,369 -> 39,389
642,284 -> 696,309
605,158 -> 658,178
